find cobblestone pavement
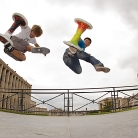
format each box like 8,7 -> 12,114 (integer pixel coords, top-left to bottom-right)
0,109 -> 138,138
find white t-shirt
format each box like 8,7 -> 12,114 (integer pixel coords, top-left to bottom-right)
16,26 -> 37,44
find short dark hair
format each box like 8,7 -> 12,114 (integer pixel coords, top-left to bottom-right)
84,37 -> 92,44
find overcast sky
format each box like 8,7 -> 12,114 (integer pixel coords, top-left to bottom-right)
0,0 -> 138,110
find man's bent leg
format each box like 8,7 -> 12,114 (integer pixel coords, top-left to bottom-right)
4,48 -> 26,61
77,51 -> 110,73
63,48 -> 82,74
5,13 -> 27,38
11,50 -> 26,61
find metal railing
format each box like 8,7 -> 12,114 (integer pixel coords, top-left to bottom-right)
0,85 -> 138,116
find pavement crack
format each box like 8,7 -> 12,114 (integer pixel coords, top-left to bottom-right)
68,117 -> 71,138
34,133 -> 50,137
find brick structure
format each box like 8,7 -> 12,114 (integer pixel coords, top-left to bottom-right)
0,58 -> 32,111
36,107 -> 47,114
0,58 -> 48,113
98,95 -> 138,111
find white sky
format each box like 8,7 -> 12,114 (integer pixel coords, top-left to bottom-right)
0,0 -> 138,110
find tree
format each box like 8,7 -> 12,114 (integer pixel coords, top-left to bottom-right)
102,98 -> 113,112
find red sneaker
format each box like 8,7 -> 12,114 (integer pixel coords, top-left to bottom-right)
0,36 -> 7,44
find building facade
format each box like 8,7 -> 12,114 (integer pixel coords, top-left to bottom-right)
36,107 -> 47,114
129,94 -> 138,107
98,94 -> 138,111
0,58 -> 32,111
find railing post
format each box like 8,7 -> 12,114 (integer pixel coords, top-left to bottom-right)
21,90 -> 24,114
64,93 -> 65,112
112,87 -> 116,113
72,93 -> 73,112
67,89 -> 69,116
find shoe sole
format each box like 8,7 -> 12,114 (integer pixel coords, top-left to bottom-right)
69,47 -> 77,54
96,67 -> 110,73
31,47 -> 50,54
12,13 -> 28,28
63,41 -> 83,52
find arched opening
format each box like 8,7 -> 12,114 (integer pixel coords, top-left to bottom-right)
6,96 -> 9,110
13,98 -> 16,110
10,97 -> 12,110
2,95 -> 5,109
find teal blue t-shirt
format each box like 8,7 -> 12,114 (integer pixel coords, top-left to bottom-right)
78,39 -> 85,51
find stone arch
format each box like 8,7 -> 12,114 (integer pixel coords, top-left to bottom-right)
2,94 -> 5,109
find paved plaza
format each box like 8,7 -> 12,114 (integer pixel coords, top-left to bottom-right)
0,109 -> 138,138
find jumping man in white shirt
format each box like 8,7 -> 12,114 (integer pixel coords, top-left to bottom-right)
0,13 -> 50,61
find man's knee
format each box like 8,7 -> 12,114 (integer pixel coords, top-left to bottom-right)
17,52 -> 26,61
20,55 -> 26,61
74,67 -> 82,74
4,48 -> 26,61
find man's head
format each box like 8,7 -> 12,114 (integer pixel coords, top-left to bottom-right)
30,25 -> 43,38
84,37 -> 92,47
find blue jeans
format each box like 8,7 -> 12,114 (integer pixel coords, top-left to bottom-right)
63,48 -> 103,74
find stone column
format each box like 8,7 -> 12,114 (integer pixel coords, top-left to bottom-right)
0,68 -> 7,109
0,64 -> 3,107
1,68 -> 6,88
8,73 -> 14,110
9,73 -> 13,88
5,70 -> 10,89
0,64 -> 3,79
12,75 -> 18,110
5,70 -> 11,110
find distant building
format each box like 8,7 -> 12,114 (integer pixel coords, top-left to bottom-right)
49,108 -> 63,116
128,93 -> 138,106
29,100 -> 36,112
98,94 -> 138,110
98,97 -> 122,110
36,107 -> 47,114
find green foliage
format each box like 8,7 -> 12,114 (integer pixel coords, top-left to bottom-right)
101,98 -> 113,112
0,108 -> 48,116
